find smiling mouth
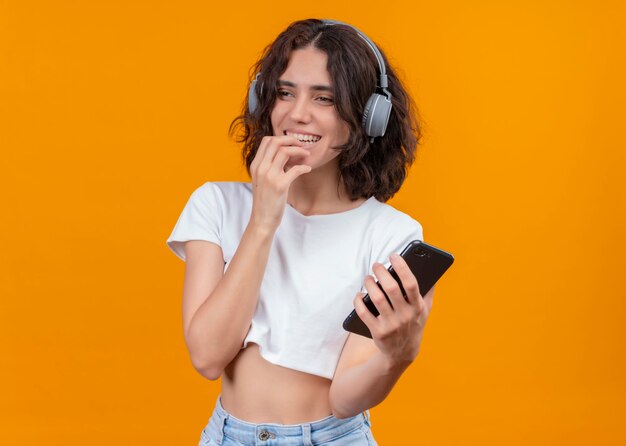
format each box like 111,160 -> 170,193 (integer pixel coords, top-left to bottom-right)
284,131 -> 322,144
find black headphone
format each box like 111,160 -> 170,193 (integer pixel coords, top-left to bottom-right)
247,19 -> 393,139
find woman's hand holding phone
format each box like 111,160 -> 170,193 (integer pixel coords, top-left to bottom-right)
249,135 -> 312,232
353,254 -> 435,367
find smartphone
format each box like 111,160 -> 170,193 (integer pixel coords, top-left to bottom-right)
343,240 -> 454,338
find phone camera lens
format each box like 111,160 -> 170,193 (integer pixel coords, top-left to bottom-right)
414,248 -> 427,257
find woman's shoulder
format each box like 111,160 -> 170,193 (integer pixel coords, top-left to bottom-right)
191,181 -> 252,200
364,200 -> 425,261
368,199 -> 423,233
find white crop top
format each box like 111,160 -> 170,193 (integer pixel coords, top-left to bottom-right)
166,182 -> 423,379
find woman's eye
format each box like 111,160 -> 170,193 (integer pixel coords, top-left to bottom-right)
316,96 -> 334,104
277,89 -> 292,98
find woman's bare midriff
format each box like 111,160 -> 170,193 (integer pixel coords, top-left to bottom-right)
221,343 -> 333,424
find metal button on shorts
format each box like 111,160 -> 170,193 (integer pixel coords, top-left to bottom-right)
258,429 -> 276,441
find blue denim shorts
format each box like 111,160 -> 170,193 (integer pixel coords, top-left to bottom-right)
198,396 -> 378,446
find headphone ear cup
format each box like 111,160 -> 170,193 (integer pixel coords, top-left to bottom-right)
362,93 -> 393,138
248,74 -> 260,114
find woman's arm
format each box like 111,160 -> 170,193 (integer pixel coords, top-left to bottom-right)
329,254 -> 435,418
182,135 -> 311,380
183,224 -> 275,380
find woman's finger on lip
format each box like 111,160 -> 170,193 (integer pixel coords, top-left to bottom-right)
273,146 -> 309,169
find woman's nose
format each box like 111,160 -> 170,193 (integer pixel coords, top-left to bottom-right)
288,96 -> 312,123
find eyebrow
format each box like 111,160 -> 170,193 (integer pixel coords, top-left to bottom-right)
277,80 -> 333,92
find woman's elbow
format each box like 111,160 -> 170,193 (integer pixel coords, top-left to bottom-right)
200,367 -> 223,381
330,401 -> 360,419
329,394 -> 352,419
331,407 -> 350,419
190,356 -> 223,381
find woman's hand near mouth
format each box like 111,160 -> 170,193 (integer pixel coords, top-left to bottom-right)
249,135 -> 312,232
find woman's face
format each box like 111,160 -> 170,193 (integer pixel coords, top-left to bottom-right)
270,46 -> 350,171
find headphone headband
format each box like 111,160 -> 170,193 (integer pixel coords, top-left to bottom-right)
321,19 -> 388,89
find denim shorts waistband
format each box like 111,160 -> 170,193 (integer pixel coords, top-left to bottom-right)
206,395 -> 370,445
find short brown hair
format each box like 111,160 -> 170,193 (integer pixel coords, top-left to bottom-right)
230,19 -> 421,202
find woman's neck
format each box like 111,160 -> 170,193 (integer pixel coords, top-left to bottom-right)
286,162 -> 365,216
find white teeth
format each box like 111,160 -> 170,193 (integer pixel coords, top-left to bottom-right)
285,132 -> 321,144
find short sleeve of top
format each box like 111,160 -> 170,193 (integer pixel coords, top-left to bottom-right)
166,182 -> 225,261
362,207 -> 424,291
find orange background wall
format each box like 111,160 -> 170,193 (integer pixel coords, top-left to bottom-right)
1,1 -> 624,445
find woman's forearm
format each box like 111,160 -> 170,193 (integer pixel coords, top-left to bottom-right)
186,219 -> 275,379
329,352 -> 412,419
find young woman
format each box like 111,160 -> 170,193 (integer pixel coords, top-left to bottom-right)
167,18 -> 435,446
